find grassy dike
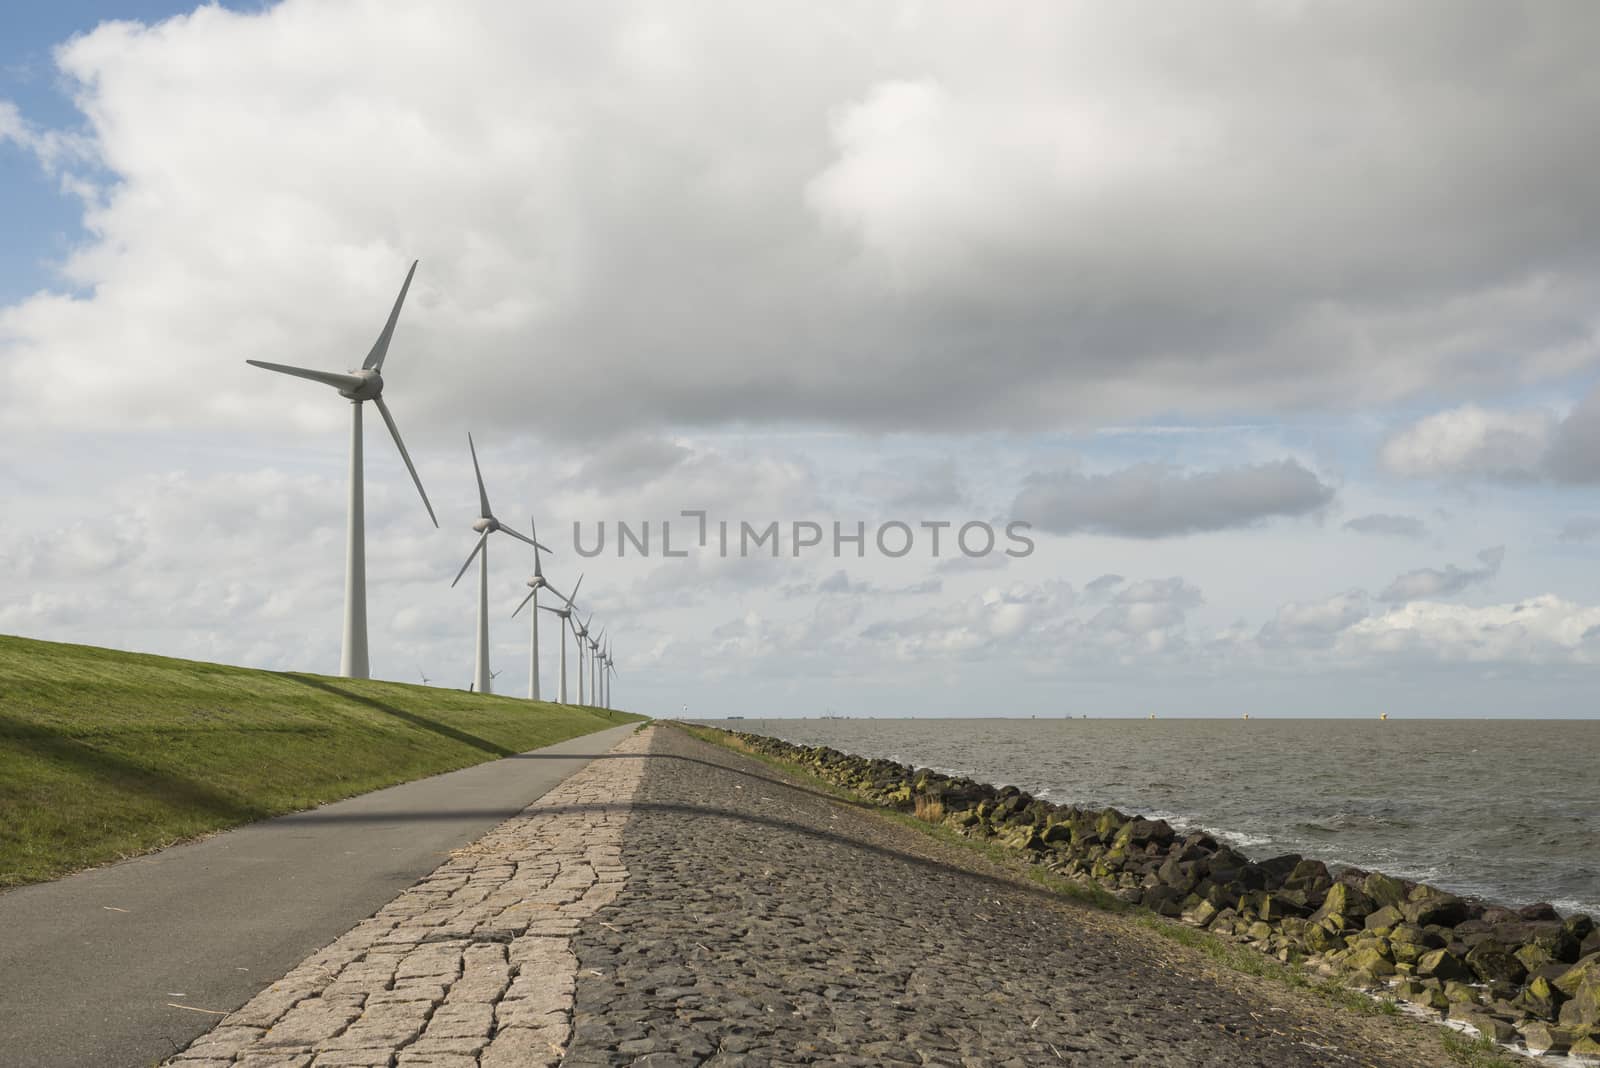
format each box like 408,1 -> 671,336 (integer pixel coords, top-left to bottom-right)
673,722 -> 1524,1068
0,634 -> 643,889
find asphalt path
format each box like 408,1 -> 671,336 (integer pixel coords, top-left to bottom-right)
0,721 -> 638,1068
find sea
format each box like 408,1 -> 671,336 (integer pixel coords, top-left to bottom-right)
696,718 -> 1600,918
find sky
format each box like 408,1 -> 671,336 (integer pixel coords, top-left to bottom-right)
3,1 -> 1600,718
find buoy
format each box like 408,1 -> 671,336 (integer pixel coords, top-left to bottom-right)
1380,712 -> 1389,721
1242,713 -> 1250,720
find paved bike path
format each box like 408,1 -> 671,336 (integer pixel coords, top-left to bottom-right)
0,722 -> 638,1068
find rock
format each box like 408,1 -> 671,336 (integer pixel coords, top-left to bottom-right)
1520,902 -> 1562,922
1555,954 -> 1600,996
1444,980 -> 1480,1004
1512,975 -> 1563,1021
1312,882 -> 1375,923
1557,979 -> 1600,1030
1362,872 -> 1408,909
1571,1035 -> 1600,1062
1451,1011 -> 1515,1043
1258,854 -> 1303,887
1284,859 -> 1330,891
1519,1022 -> 1575,1055
1465,941 -> 1528,986
1364,905 -> 1405,934
1417,949 -> 1474,983
1304,924 -> 1347,955
1182,900 -> 1219,928
1567,914 -> 1596,942
1344,946 -> 1396,977
1397,982 -> 1449,1013
1404,890 -> 1471,929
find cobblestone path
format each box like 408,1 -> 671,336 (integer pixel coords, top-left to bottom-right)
163,726 -> 652,1068
562,726 -> 1448,1067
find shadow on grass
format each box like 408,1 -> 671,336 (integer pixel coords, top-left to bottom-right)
282,675 -> 518,758
0,711 -> 268,823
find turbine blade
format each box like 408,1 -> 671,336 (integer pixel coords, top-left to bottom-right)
565,574 -> 584,607
537,603 -> 563,616
530,518 -> 544,574
246,360 -> 363,393
373,396 -> 437,527
467,433 -> 492,518
511,587 -> 537,618
499,524 -> 552,553
451,530 -> 489,588
363,259 -> 417,370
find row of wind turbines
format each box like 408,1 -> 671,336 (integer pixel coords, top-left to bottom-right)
244,260 -> 615,707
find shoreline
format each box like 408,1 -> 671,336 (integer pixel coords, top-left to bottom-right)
690,724 -> 1600,1061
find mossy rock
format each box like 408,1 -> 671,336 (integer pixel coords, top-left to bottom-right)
1569,1034 -> 1600,1060
1363,872 -> 1408,908
1345,946 -> 1397,977
1556,953 -> 1600,996
1364,905 -> 1405,934
1558,981 -> 1600,1030
1512,975 -> 1563,1021
1304,924 -> 1347,955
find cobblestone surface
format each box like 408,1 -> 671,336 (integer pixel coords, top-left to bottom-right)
563,726 -> 1450,1067
162,726 -> 652,1068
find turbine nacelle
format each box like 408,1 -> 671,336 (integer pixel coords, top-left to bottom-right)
337,368 -> 383,402
472,516 -> 501,534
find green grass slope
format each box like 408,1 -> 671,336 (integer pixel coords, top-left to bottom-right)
0,634 -> 645,889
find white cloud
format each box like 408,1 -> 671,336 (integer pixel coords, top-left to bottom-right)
1340,595 -> 1600,666
1343,513 -> 1427,538
1380,405 -> 1555,480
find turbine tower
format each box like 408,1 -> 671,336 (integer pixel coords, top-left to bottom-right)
246,260 -> 436,678
573,611 -> 593,705
451,434 -> 548,695
589,626 -> 604,707
539,574 -> 582,703
603,642 -> 616,709
510,519 -> 551,701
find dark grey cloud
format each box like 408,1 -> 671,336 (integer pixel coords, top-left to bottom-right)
1378,546 -> 1504,603
1344,513 -> 1427,538
1014,460 -> 1335,538
7,6 -> 1600,438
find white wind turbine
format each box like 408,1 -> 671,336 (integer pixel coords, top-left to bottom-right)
510,519 -> 552,701
573,611 -> 594,705
539,574 -> 582,703
246,260 -> 435,678
588,626 -> 605,708
603,640 -> 617,709
451,434 -> 549,695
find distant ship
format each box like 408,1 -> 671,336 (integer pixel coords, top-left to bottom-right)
1242,713 -> 1250,720
727,715 -> 745,720
1380,712 -> 1388,721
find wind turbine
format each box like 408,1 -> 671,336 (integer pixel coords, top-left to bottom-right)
510,519 -> 552,701
246,260 -> 435,678
539,574 -> 582,703
588,626 -> 605,708
451,434 -> 549,695
603,640 -> 616,709
573,612 -> 593,705
417,666 -> 430,686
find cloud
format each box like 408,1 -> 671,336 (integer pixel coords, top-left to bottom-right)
1377,545 -> 1504,603
1559,516 -> 1600,543
1380,405 -> 1555,480
5,4 -> 1600,438
1340,595 -> 1600,666
1380,388 -> 1600,484
568,434 -> 691,492
1258,590 -> 1369,648
1014,460 -> 1334,538
1343,513 -> 1427,538
1084,573 -> 1124,598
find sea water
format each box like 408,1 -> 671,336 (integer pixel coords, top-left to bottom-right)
701,718 -> 1600,917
